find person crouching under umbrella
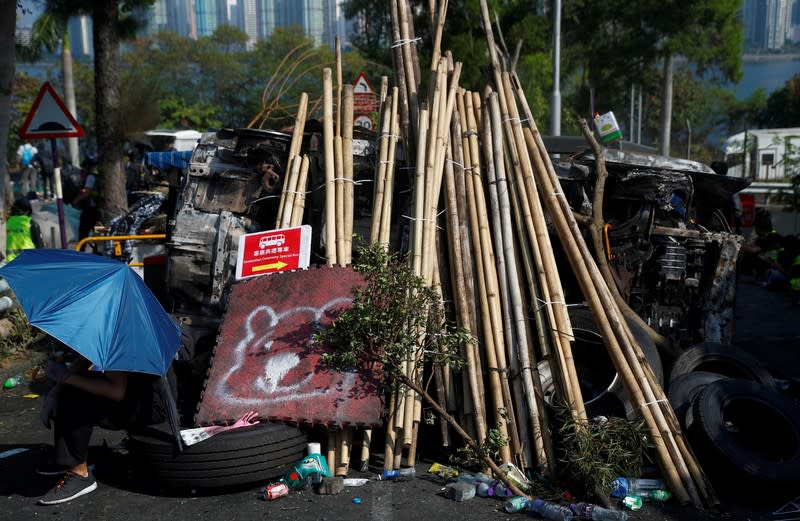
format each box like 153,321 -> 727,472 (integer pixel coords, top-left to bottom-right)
37,352 -> 165,505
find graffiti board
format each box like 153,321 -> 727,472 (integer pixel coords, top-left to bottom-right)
195,265 -> 383,427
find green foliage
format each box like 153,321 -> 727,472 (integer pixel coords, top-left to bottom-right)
554,407 -> 652,500
315,243 -> 470,388
449,421 -> 509,470
759,73 -> 800,129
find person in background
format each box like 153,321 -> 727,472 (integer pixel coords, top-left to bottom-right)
35,143 -> 56,200
16,141 -> 39,196
6,196 -> 44,262
740,208 -> 783,278
73,157 -> 101,241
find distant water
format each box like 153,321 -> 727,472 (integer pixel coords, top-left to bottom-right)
731,57 -> 800,99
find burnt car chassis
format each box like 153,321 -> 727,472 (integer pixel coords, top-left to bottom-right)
548,139 -> 749,356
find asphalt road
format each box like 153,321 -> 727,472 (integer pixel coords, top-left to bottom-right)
1,274 -> 798,521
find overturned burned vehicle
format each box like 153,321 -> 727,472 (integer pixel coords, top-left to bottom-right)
547,139 -> 749,353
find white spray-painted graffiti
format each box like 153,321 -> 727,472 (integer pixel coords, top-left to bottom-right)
213,297 -> 357,407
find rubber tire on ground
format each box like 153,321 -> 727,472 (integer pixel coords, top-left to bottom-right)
667,371 -> 727,429
128,421 -> 308,490
669,342 -> 776,389
687,378 -> 800,492
538,306 -> 663,420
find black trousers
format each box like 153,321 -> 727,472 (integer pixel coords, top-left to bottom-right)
53,385 -> 129,467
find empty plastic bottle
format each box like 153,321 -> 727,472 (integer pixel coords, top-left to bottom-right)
528,498 -> 573,521
504,496 -> 529,513
475,481 -> 495,497
3,375 -> 23,389
640,489 -> 671,502
610,477 -> 666,498
376,467 -> 416,480
457,471 -> 492,485
491,480 -> 513,498
570,502 -> 628,521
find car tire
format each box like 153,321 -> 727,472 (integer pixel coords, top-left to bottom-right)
687,379 -> 800,491
537,307 -> 663,420
667,371 -> 727,429
128,421 -> 308,490
669,342 -> 775,388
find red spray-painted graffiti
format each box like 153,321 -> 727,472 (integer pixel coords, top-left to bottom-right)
194,266 -> 383,427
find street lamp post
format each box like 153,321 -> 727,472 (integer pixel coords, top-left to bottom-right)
550,0 -> 561,136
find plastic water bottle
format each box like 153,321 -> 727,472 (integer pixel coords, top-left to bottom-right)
610,477 -> 665,497
570,502 -> 628,521
376,467 -> 416,480
528,498 -> 573,521
457,471 -> 492,485
491,480 -> 513,498
504,496 -> 529,513
3,375 -> 23,389
475,481 -> 495,497
641,489 -> 671,502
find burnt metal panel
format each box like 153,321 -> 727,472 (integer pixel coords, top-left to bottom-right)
194,265 -> 382,427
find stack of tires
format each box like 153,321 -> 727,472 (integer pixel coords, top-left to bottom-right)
667,343 -> 800,496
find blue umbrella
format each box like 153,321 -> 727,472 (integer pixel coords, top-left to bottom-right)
0,249 -> 181,376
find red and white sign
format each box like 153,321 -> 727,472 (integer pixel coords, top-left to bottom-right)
19,82 -> 84,139
353,72 -> 377,115
236,225 -> 311,279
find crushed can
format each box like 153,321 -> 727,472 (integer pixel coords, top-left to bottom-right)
262,482 -> 289,500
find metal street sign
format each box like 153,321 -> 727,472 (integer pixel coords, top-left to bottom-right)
19,82 -> 84,139
235,225 -> 311,279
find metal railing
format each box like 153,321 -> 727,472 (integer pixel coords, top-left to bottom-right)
74,234 -> 167,266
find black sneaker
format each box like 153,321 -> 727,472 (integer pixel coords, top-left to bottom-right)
36,462 -> 95,476
38,471 -> 98,505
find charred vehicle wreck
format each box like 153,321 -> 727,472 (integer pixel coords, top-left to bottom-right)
548,140 -> 749,354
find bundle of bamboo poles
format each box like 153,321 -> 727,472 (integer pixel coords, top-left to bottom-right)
269,0 -> 713,504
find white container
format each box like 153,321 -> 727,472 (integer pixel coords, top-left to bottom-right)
307,442 -> 321,455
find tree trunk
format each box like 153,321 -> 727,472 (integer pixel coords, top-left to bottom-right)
659,54 -> 674,157
0,0 -> 17,258
62,31 -> 80,167
93,1 -> 127,223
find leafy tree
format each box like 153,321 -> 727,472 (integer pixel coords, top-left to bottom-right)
17,6 -> 83,167
43,0 -> 155,222
758,73 -> 800,128
342,0 -> 394,67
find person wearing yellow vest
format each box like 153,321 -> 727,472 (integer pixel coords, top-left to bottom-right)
6,197 -> 44,262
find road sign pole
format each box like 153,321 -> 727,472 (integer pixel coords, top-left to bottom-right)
49,139 -> 68,248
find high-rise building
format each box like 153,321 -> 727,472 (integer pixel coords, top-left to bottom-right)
743,0 -> 797,49
138,0 -> 348,49
194,0 -> 229,38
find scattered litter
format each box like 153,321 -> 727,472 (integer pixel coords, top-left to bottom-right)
428,462 -> 460,479
444,481 -> 475,501
0,447 -> 28,459
316,476 -> 344,495
22,393 -> 39,399
342,478 -> 370,486
352,496 -> 362,504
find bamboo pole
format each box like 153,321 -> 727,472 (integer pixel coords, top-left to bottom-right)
370,93 -> 394,243
335,36 -> 343,137
335,135 -> 346,263
383,390 -> 398,472
336,427 -> 352,477
389,0 -> 413,169
460,89 -> 512,463
327,429 -> 337,477
279,156 -> 302,228
379,95 -> 400,248
483,90 -> 540,472
445,115 -> 487,443
323,68 -> 337,266
290,156 -> 310,227
343,84 -> 355,264
276,92 -> 309,227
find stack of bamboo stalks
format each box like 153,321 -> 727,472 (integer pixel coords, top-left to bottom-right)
267,0 -> 714,505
